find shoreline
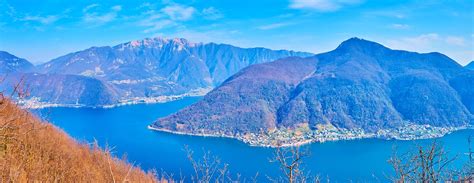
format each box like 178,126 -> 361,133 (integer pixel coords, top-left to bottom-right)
147,125 -> 295,148
147,125 -> 473,148
20,97 -> 189,109
19,88 -> 211,109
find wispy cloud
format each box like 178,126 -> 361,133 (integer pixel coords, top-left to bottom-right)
138,9 -> 171,33
161,4 -> 196,21
21,15 -> 60,25
3,2 -> 17,18
390,23 -> 410,30
2,1 -> 66,30
137,3 -> 199,33
289,0 -> 363,11
363,10 -> 407,19
138,2 -> 152,9
386,33 -> 467,50
142,19 -> 175,33
202,7 -> 223,20
445,36 -> 465,46
386,33 -> 439,50
83,4 -> 99,12
112,5 -> 122,11
258,22 -> 292,30
383,34 -> 471,64
83,5 -> 122,26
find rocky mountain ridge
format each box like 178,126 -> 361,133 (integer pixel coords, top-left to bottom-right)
0,37 -> 311,107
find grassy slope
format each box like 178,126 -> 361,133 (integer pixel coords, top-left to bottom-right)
0,95 -> 159,182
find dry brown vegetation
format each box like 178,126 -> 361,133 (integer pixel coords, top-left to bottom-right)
0,92 -> 160,182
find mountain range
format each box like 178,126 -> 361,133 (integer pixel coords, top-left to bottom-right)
0,37 -> 311,107
3,37 -> 473,146
151,38 -> 474,146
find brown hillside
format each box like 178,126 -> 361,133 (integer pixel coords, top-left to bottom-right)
0,94 -> 159,182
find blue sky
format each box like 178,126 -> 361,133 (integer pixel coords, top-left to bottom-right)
0,0 -> 473,65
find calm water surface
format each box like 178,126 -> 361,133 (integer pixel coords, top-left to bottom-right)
35,97 -> 473,182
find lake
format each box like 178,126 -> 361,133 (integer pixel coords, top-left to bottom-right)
35,97 -> 473,182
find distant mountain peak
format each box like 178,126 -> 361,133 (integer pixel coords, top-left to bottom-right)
119,37 -> 201,50
335,37 -> 390,53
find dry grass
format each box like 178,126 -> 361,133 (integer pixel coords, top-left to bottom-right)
0,94 -> 160,182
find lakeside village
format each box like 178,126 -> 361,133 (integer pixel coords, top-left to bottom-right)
149,122 -> 473,147
232,123 -> 472,147
16,87 -> 212,109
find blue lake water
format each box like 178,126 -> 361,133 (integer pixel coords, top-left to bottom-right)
35,97 -> 473,182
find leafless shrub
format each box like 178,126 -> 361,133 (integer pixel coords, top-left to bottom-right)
184,145 -> 229,182
9,76 -> 30,101
388,140 -> 459,182
184,145 -> 256,182
269,145 -> 318,183
458,136 -> 474,182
